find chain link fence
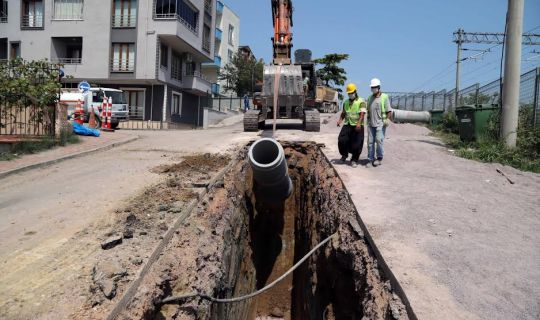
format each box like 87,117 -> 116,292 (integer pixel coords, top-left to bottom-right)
388,67 -> 540,126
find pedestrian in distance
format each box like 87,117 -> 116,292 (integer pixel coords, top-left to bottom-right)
337,83 -> 366,168
243,93 -> 250,112
364,78 -> 393,168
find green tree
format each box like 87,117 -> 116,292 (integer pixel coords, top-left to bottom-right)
313,53 -> 349,99
219,53 -> 264,96
0,59 -> 61,135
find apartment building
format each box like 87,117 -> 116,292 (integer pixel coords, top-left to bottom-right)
0,0 -> 216,127
201,0 -> 239,97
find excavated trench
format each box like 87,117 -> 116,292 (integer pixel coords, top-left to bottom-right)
122,142 -> 413,320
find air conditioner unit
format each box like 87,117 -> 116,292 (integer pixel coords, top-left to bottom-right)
183,53 -> 193,62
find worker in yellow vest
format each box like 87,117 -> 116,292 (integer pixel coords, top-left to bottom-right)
363,78 -> 393,168
337,83 -> 366,168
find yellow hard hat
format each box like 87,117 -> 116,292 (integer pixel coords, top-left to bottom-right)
346,83 -> 357,94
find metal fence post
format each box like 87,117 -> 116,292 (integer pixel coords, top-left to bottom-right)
229,94 -> 233,111
218,96 -> 221,112
534,67 -> 540,126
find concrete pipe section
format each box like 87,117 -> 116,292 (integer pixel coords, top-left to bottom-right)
392,109 -> 431,123
248,138 -> 293,203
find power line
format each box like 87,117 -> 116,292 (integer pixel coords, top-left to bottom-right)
410,62 -> 455,92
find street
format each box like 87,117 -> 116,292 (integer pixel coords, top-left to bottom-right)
0,116 -> 538,319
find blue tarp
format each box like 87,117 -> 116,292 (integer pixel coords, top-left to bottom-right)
72,123 -> 100,137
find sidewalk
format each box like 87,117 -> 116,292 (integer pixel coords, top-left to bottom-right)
0,131 -> 137,179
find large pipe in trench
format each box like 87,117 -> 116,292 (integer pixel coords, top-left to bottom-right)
248,138 -> 293,203
392,109 -> 431,123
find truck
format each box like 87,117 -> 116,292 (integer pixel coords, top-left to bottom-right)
315,86 -> 339,113
60,87 -> 129,129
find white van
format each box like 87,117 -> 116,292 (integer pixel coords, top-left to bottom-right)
60,88 -> 129,129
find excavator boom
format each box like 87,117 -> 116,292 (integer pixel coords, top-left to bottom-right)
272,0 -> 293,65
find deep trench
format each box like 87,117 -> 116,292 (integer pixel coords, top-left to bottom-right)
208,142 -> 410,320
148,142 -> 410,320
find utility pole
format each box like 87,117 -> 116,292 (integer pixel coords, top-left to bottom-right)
502,0 -> 524,148
453,28 -> 464,113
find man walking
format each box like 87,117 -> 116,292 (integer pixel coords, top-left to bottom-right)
337,83 -> 366,168
364,78 -> 392,167
243,93 -> 250,112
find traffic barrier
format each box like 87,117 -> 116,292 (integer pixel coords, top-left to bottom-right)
75,98 -> 84,124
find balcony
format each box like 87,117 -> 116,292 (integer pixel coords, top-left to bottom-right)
215,28 -> 222,41
51,37 -> 82,65
112,14 -> 137,28
216,1 -> 224,15
51,58 -> 82,64
214,55 -> 221,67
202,55 -> 221,69
203,40 -> 211,53
211,83 -> 220,95
21,14 -> 43,29
182,70 -> 211,95
204,0 -> 212,13
110,58 -> 135,72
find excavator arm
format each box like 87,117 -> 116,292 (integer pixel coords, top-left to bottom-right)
271,0 -> 293,65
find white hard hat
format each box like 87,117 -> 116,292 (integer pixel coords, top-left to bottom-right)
370,78 -> 381,87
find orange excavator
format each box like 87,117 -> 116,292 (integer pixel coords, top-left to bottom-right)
243,0 -> 320,132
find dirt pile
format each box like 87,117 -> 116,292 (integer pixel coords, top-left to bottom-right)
72,154 -> 231,319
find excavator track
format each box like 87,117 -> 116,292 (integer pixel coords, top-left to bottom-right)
243,110 -> 261,132
303,110 -> 320,132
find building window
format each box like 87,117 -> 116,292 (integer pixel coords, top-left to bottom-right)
10,42 -> 20,59
227,49 -> 233,63
171,91 -> 182,116
111,43 -> 135,72
160,43 -> 168,68
202,24 -> 211,53
53,0 -> 83,20
0,38 -> 7,60
51,37 -> 82,64
171,51 -> 182,81
228,24 -> 234,45
0,1 -> 7,23
154,0 -> 199,33
113,0 -> 136,28
21,0 -> 44,28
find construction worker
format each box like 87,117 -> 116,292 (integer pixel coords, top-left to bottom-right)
363,78 -> 393,167
337,83 -> 366,168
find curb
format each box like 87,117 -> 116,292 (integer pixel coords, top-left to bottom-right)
0,135 -> 139,180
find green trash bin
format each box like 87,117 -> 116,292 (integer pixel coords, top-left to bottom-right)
455,105 -> 476,142
473,104 -> 499,141
430,110 -> 444,126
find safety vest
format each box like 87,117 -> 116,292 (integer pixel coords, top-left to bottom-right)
343,97 -> 365,126
367,93 -> 389,120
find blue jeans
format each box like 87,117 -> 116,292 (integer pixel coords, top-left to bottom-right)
367,126 -> 386,161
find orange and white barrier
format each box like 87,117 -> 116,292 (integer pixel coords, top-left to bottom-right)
100,96 -> 115,131
75,98 -> 84,124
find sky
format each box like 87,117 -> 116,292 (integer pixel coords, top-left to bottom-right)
223,0 -> 540,97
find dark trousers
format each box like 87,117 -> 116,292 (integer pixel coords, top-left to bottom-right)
338,124 -> 364,162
